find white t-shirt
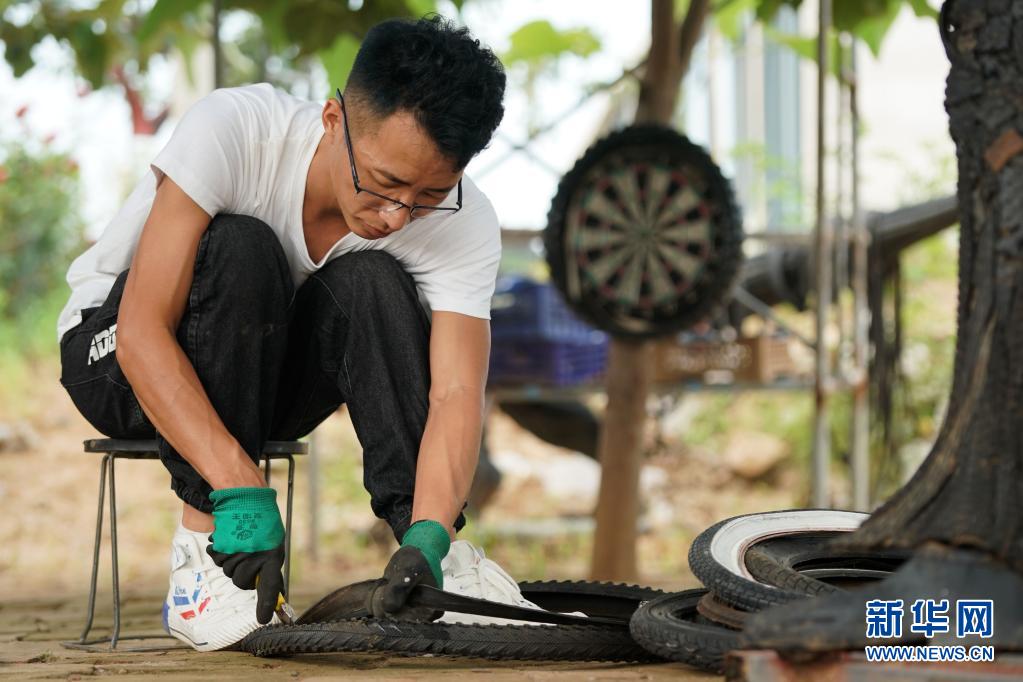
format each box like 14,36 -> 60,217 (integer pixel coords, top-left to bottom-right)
57,83 -> 501,342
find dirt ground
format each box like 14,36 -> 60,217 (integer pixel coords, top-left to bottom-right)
0,591 -> 717,680
0,362 -> 801,679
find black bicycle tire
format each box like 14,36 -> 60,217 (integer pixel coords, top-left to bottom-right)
629,588 -> 741,673
688,510 -> 879,612
299,579 -> 664,625
696,590 -> 749,630
518,579 -> 665,620
689,517 -> 810,611
744,533 -> 906,596
236,619 -> 659,662
545,125 -> 744,339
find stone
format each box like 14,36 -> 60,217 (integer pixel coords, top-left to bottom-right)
0,422 -> 35,454
723,431 -> 789,480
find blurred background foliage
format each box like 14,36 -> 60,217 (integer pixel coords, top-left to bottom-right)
0,113 -> 86,413
0,0 -> 950,462
0,116 -> 85,324
0,0 -> 960,585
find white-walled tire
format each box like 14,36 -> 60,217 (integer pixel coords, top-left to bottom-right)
688,509 -> 871,611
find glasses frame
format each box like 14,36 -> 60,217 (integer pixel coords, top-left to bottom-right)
335,88 -> 462,220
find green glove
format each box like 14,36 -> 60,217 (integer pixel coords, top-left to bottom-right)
369,520 -> 451,620
208,487 -> 285,554
400,519 -> 451,588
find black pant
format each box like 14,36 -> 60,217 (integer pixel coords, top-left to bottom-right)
59,214 -> 465,540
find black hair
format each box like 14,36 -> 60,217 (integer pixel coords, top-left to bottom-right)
346,15 -> 506,170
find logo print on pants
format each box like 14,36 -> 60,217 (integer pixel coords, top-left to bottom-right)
87,323 -> 117,366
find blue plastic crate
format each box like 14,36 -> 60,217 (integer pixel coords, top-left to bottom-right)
488,338 -> 608,387
490,276 -> 604,343
488,277 -> 608,386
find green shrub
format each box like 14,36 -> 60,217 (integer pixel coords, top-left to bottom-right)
0,136 -> 85,324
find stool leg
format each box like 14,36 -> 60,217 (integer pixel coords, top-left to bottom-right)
78,453 -> 110,644
264,456 -> 271,485
109,455 -> 121,649
284,455 -> 295,596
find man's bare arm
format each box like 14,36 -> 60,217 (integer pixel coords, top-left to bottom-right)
115,177 -> 265,492
410,311 -> 490,535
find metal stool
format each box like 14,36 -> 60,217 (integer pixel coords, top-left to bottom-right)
61,438 -> 308,652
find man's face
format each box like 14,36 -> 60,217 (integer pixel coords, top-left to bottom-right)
322,96 -> 463,240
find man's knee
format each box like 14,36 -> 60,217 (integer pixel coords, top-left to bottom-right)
321,251 -> 410,288
205,214 -> 284,268
201,214 -> 292,307
317,251 -> 421,307
313,251 -> 428,334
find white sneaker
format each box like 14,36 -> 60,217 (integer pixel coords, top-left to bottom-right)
162,525 -> 278,651
437,540 -> 547,625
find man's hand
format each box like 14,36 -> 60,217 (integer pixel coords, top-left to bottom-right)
204,486 -> 286,624
371,520 -> 451,620
206,544 -> 285,624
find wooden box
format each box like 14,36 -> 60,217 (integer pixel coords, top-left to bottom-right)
653,334 -> 800,385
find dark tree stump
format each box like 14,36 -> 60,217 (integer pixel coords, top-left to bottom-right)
835,0 -> 1023,571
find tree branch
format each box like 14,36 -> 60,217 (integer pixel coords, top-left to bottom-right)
635,0 -> 712,124
678,0 -> 712,80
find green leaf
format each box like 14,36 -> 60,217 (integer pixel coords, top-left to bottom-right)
765,27 -> 843,76
753,0 -> 797,23
714,0 -> 756,42
244,0 -> 290,51
319,32 -> 361,92
70,20 -> 110,88
841,0 -> 901,56
277,0 -> 413,57
906,0 -> 938,19
502,19 -> 600,67
0,22 -> 40,77
404,0 -> 436,18
138,0 -> 206,44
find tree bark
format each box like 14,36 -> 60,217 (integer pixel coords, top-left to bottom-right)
590,341 -> 653,581
635,0 -> 711,125
590,0 -> 712,582
839,0 -> 1023,570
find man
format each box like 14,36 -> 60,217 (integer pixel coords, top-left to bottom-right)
57,16 -> 534,651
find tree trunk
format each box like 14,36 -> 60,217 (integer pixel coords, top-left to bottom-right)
590,341 -> 652,581
589,0 -> 711,582
840,0 -> 1023,570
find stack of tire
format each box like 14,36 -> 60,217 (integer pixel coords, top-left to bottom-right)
238,510 -> 904,668
628,509 -> 907,672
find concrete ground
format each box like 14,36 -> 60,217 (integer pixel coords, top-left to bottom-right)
0,590 -> 719,681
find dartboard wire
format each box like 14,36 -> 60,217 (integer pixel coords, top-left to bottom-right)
572,216 -> 629,252
607,163 -> 647,230
582,184 -> 634,232
659,215 -> 710,240
656,185 -> 703,232
584,239 -> 642,290
644,248 -> 677,306
616,242 -> 647,305
656,241 -> 705,283
568,179 -> 641,294
643,163 -> 673,227
571,163 -> 714,310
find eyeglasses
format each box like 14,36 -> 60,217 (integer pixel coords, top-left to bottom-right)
335,88 -> 462,221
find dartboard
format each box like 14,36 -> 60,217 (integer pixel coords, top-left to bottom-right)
545,125 -> 744,338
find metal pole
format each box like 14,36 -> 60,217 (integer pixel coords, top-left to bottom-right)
108,456 -> 121,649
834,35 -> 850,344
307,430 -> 320,562
849,42 -> 871,511
212,0 -> 223,89
78,454 -> 109,644
811,0 -> 833,508
285,455 -> 295,596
